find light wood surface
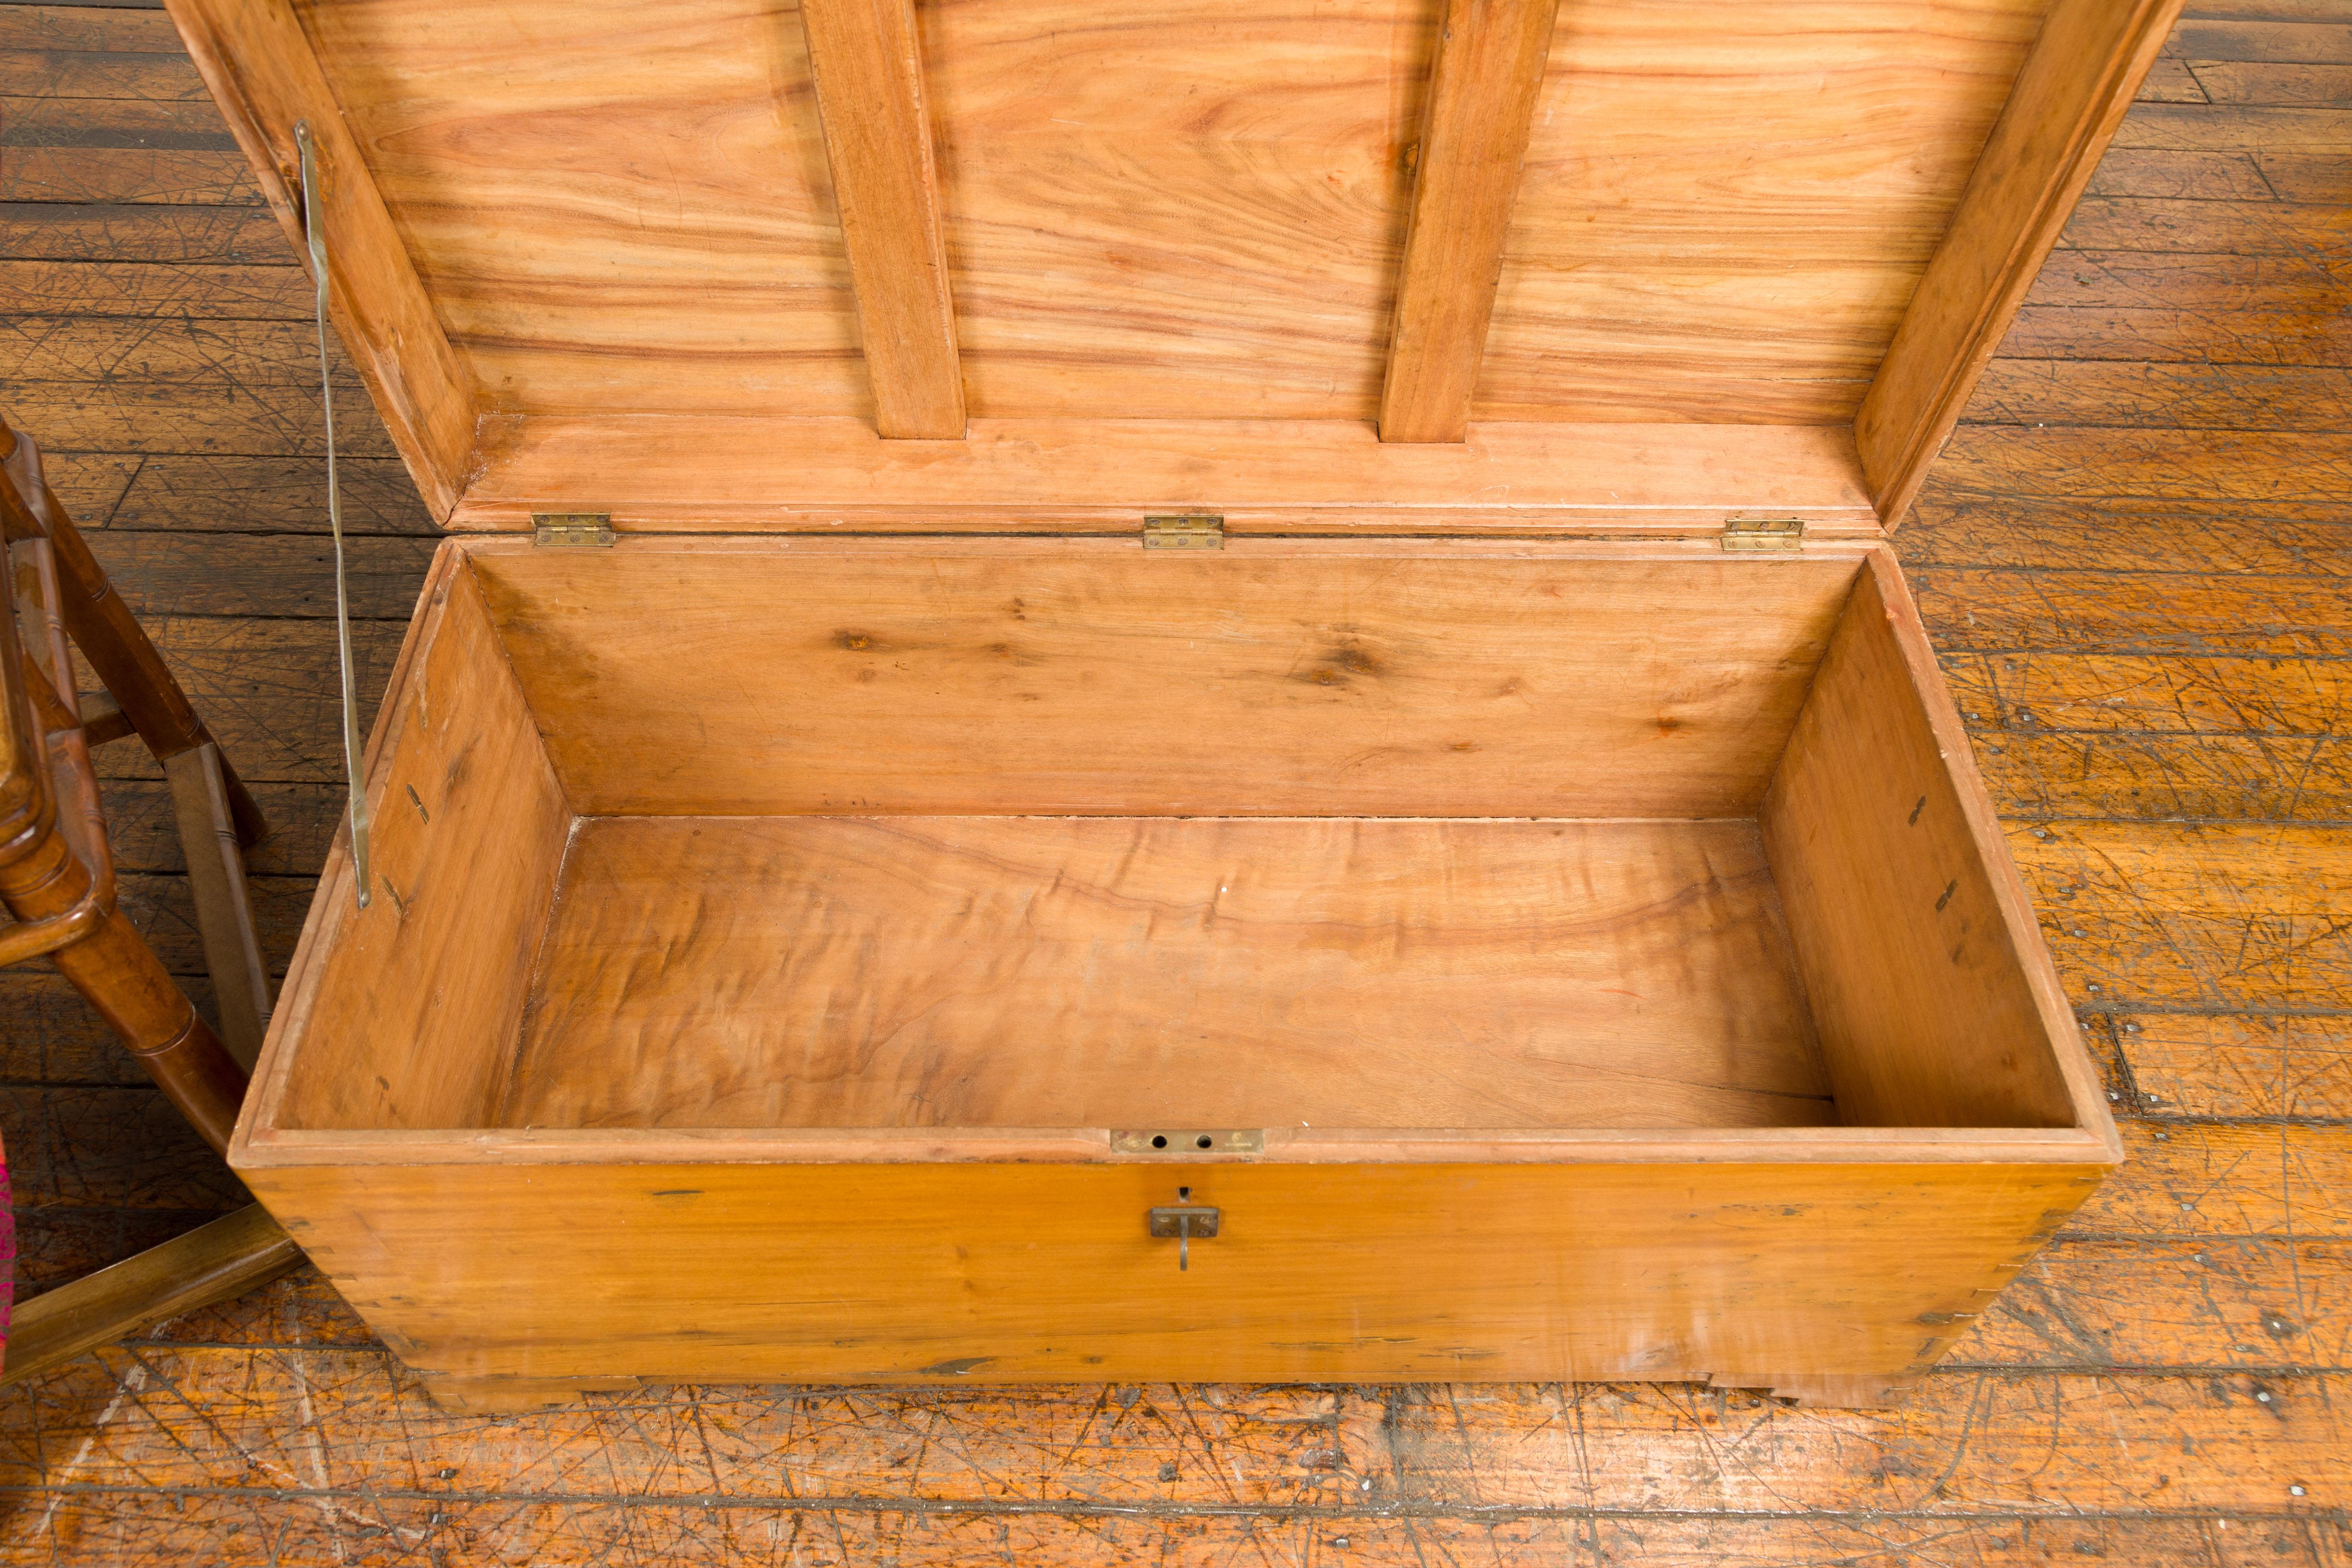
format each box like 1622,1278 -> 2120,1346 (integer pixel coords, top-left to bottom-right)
243,1123 -> 2114,1167
271,550 -> 571,1134
1482,0 -> 2052,428
454,416 -> 1878,531
289,0 -> 863,426
921,0 -> 1424,423
242,1157 -> 2103,1387
1762,552 -> 2105,1139
799,0 -> 965,438
169,0 -> 2111,518
1378,0 -> 1557,443
496,815 -> 1832,1133
1854,0 -> 2187,524
160,0 -> 477,519
0,1206 -> 300,1387
463,544 -> 1859,818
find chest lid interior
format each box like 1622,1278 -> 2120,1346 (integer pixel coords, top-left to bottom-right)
166,0 -> 2180,538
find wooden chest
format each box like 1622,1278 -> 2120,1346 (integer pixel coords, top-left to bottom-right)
172,0 -> 2172,1410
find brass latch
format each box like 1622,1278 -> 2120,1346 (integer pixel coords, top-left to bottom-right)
1112,1128 -> 1264,1155
1142,514 -> 1223,550
1722,517 -> 1805,554
1148,1204 -> 1221,1271
532,513 -> 616,548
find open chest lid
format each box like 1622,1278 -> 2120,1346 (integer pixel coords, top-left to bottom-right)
166,0 -> 2180,540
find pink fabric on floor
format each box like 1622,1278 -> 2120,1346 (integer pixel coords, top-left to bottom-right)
0,1133 -> 12,1369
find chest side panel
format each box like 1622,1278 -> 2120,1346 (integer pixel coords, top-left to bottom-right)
249,1158 -> 2102,1387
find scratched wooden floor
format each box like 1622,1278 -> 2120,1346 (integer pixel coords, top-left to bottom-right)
2,1 -> 2350,1561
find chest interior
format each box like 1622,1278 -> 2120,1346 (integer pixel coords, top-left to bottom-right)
262,539 -> 2080,1145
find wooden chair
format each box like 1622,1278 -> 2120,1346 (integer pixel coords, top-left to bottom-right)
0,412 -> 302,1383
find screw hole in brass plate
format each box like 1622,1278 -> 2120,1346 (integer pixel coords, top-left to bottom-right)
1112,1129 -> 1264,1156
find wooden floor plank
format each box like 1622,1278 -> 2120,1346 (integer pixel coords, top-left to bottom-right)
0,49 -> 214,98
0,9 -> 187,54
1917,566 -> 2352,656
33,448 -> 141,524
1903,498 -> 2352,573
1940,651 -> 2352,734
2088,146 -> 2351,201
2061,196 -> 2348,253
82,532 -> 438,618
0,258 -> 308,319
1970,361 -> 2352,427
2117,1012 -> 2352,1119
0,1087 -> 246,1213
2,380 -> 395,458
2024,249 -> 2350,313
0,314 -> 362,386
108,453 -> 435,534
2170,18 -> 2352,61
0,1492 -> 2325,1568
0,201 -> 289,263
1963,1237 -> 2352,1371
2070,1121 -> 2352,1239
1,1358 -> 2343,1521
2140,56 -> 2211,101
2192,61 -> 2352,104
1976,730 -> 2352,824
2017,823 -> 2352,1012
2111,103 -> 2352,156
1932,427 -> 2352,504
0,147 -> 260,205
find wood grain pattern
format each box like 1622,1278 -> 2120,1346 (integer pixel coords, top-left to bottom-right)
1856,0 -> 2187,526
5,1 -> 2347,1551
456,415 -> 1879,531
1479,0 -> 2051,427
497,816 -> 1832,1133
1762,553 -> 2102,1136
239,1158 -> 2099,1387
462,542 -> 1860,818
798,0 -> 964,438
2113,1013 -> 2352,1121
162,0 -> 2108,464
294,0 -> 863,423
270,547 -> 570,1134
159,0 -> 478,519
1377,0 -> 1556,442
923,0 -> 1422,422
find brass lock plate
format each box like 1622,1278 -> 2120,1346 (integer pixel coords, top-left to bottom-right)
1147,1205 -> 1222,1239
1113,1128 -> 1264,1156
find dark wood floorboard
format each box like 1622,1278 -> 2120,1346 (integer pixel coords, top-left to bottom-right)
0,1 -> 2348,1562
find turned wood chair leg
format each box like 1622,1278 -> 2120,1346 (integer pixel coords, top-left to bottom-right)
0,410 -> 291,1381
2,412 -> 277,1068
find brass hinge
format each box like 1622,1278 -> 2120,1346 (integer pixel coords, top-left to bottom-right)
1142,514 -> 1224,550
532,513 -> 616,548
1722,517 -> 1805,554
